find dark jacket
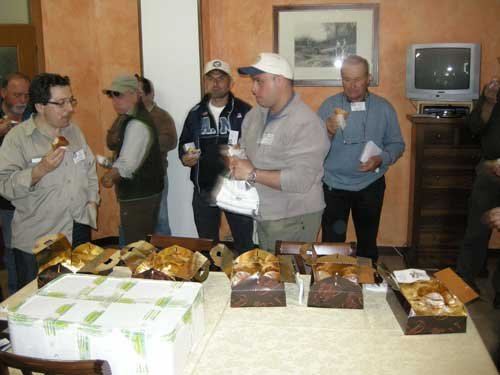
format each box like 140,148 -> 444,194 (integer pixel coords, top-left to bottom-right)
178,92 -> 251,192
109,104 -> 163,201
0,101 -> 31,210
467,94 -> 500,160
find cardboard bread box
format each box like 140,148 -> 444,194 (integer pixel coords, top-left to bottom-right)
384,267 -> 479,335
301,244 -> 375,309
210,245 -> 294,307
33,234 -> 120,287
8,274 -> 204,375
122,241 -> 210,282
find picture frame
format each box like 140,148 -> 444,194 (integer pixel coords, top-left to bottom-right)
273,4 -> 379,86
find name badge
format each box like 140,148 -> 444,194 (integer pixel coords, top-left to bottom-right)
351,102 -> 366,111
260,133 -> 274,146
73,149 -> 86,164
228,130 -> 239,145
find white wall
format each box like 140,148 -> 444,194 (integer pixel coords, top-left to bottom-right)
140,0 -> 200,237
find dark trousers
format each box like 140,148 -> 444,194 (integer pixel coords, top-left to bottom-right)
13,249 -> 38,290
192,190 -> 254,255
13,221 -> 91,290
120,194 -> 161,245
457,173 -> 500,293
72,221 -> 91,248
322,176 -> 385,262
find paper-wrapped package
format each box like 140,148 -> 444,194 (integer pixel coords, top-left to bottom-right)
34,234 -> 120,287
210,245 -> 294,307
300,244 -> 374,309
124,243 -> 210,283
384,267 -> 479,335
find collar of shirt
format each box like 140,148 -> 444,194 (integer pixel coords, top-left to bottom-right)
34,115 -> 61,139
265,92 -> 296,125
344,91 -> 370,103
145,101 -> 156,112
24,115 -> 70,141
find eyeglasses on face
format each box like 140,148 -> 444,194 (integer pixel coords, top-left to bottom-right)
105,91 -> 124,98
46,97 -> 78,108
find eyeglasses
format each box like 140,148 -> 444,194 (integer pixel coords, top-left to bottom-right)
106,91 -> 123,98
47,97 -> 78,108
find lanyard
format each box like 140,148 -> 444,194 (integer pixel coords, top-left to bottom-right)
340,93 -> 370,145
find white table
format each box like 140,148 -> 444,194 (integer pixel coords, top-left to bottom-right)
1,273 -> 497,375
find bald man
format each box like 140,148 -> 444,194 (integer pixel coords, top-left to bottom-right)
318,55 -> 405,262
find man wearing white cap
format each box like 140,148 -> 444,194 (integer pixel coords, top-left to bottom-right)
232,53 -> 330,251
178,59 -> 254,254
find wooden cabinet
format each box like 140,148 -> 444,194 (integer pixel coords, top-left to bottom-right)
407,116 -> 481,268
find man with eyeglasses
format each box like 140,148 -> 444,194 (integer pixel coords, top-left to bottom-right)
317,55 -> 405,262
231,53 -> 330,252
101,75 -> 163,245
178,59 -> 254,254
0,72 -> 32,294
0,73 -> 99,288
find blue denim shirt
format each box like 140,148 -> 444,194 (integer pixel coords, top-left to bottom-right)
318,92 -> 405,191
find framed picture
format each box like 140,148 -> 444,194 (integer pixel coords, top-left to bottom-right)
273,4 -> 379,86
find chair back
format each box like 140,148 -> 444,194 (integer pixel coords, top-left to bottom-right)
0,351 -> 111,375
149,234 -> 215,253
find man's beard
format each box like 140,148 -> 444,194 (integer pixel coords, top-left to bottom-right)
209,91 -> 228,100
10,104 -> 27,115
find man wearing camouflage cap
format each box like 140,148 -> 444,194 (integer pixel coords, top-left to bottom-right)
102,75 -> 163,244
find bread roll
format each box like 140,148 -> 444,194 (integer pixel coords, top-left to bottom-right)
52,136 -> 69,150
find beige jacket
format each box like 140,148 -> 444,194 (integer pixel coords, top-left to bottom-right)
0,116 -> 99,253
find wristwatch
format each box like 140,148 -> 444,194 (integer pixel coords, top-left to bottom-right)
246,169 -> 257,185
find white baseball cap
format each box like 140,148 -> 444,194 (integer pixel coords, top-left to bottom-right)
238,52 -> 293,80
204,59 -> 231,77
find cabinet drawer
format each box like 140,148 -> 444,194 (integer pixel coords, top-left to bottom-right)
422,124 -> 479,146
416,231 -> 462,248
420,189 -> 470,210
423,125 -> 454,145
422,148 -> 481,169
418,213 -> 467,230
421,171 -> 474,188
413,248 -> 458,268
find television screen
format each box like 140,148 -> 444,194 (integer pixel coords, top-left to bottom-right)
414,48 -> 471,90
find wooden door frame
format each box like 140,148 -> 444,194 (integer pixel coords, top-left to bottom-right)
30,0 -> 45,73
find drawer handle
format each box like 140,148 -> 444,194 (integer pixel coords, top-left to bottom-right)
435,133 -> 442,140
434,175 -> 441,181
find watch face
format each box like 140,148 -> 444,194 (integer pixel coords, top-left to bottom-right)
247,170 -> 257,185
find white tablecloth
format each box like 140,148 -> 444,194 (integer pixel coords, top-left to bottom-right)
1,273 -> 497,375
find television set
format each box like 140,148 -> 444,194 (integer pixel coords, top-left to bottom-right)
406,43 -> 481,102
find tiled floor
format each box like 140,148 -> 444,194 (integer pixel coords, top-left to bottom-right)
0,250 -> 498,372
379,249 -> 500,372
